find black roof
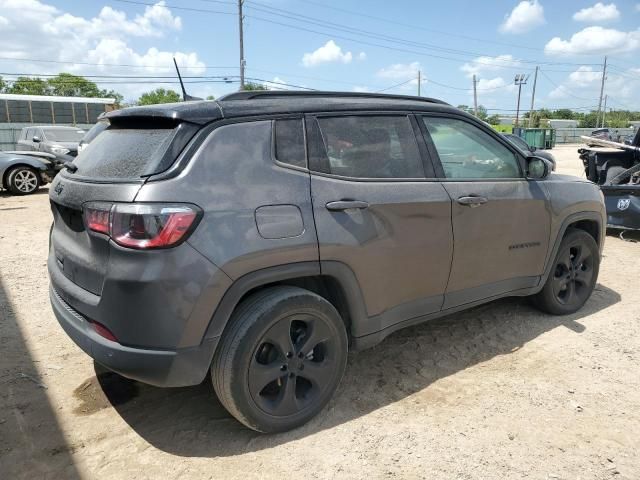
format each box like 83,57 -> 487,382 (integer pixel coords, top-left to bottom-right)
105,90 -> 457,125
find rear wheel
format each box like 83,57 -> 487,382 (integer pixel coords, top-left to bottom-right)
211,286 -> 348,433
532,229 -> 599,315
7,166 -> 40,195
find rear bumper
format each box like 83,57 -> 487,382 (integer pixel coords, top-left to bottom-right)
50,286 -> 219,387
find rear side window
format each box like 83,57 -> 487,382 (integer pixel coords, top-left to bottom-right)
274,119 -> 306,168
316,115 -> 423,179
74,127 -> 176,179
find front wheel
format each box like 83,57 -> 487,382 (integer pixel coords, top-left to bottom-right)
7,166 -> 40,195
211,286 -> 348,433
532,229 -> 599,315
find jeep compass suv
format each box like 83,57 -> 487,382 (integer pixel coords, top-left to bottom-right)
48,91 -> 605,432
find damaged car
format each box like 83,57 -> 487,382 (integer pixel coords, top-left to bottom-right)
579,130 -> 640,230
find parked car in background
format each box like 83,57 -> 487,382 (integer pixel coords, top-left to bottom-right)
1,151 -> 61,195
49,91 -> 604,433
502,133 -> 556,171
78,119 -> 108,153
16,125 -> 85,160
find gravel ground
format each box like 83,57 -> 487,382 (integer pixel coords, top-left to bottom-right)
1,144 -> 639,479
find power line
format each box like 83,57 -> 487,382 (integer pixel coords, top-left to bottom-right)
538,69 -> 595,101
375,79 -> 414,93
272,0 -> 544,52
113,0 -> 602,69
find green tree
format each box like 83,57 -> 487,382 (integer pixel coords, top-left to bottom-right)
551,109 -> 575,120
476,105 -> 488,121
242,82 -> 268,91
206,95 -> 215,100
137,88 -> 181,105
0,76 -> 6,93
579,112 -> 599,128
47,73 -> 101,97
7,76 -> 49,95
487,114 -> 501,125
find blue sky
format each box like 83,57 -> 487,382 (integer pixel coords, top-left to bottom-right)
2,0 -> 640,113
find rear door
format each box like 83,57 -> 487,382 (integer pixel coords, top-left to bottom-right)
419,114 -> 551,308
307,113 -> 453,337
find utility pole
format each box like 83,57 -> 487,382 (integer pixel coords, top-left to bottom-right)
601,94 -> 608,128
528,66 -> 538,128
417,70 -> 421,96
238,0 -> 245,90
472,74 -> 478,117
514,73 -> 529,129
597,56 -> 607,128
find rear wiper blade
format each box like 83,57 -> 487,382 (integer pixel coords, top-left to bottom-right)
63,162 -> 78,173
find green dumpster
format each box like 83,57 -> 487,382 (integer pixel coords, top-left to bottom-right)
518,128 -> 556,150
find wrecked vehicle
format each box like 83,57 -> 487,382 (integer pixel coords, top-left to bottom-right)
0,151 -> 64,195
579,131 -> 640,230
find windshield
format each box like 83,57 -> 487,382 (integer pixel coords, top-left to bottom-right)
43,129 -> 85,142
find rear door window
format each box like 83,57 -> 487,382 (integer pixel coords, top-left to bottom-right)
274,119 -> 306,168
315,115 -> 424,179
73,127 -> 177,180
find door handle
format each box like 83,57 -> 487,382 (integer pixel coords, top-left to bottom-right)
457,195 -> 488,207
326,200 -> 369,211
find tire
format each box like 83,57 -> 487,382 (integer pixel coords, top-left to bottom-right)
532,229 -> 599,315
608,163 -> 640,185
211,286 -> 348,433
7,166 -> 40,195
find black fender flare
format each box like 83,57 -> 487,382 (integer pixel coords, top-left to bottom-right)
203,260 -> 368,343
540,211 -> 604,287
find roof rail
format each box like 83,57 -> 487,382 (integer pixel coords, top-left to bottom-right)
218,90 -> 449,105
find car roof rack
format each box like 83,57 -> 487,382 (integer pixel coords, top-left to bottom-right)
219,90 -> 449,105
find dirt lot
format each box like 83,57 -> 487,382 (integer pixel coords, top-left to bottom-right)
1,144 -> 639,479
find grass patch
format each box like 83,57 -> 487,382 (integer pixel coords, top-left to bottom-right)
490,124 -> 513,133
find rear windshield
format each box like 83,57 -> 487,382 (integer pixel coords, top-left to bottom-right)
73,127 -> 175,179
43,128 -> 85,142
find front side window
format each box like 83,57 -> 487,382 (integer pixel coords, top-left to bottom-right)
422,117 -> 522,179
316,115 -> 424,179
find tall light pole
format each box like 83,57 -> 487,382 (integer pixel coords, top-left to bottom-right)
472,74 -> 478,117
238,0 -> 245,90
597,56 -> 607,128
417,70 -> 421,96
529,66 -> 538,128
514,73 -> 530,129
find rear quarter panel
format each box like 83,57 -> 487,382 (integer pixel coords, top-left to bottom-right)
137,120 -> 319,280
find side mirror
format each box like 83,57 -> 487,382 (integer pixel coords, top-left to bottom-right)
526,156 -> 549,179
32,136 -> 41,143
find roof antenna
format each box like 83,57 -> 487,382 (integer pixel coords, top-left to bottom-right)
173,57 -> 202,101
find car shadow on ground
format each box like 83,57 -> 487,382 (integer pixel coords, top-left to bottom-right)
0,275 -> 82,479
95,284 -> 620,458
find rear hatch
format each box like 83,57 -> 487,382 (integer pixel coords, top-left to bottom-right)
49,117 -> 199,296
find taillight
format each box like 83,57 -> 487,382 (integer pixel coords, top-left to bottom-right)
83,202 -> 201,249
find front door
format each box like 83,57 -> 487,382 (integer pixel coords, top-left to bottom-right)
419,115 -> 551,308
307,113 -> 453,337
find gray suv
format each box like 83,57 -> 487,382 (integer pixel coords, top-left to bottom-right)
48,91 -> 605,433
17,125 -> 85,159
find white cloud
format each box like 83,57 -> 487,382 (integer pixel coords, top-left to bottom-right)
499,1 -> 545,34
568,66 -> 602,86
0,0 -> 204,100
573,2 -> 619,23
358,52 -> 367,61
302,40 -> 354,67
461,54 -> 521,78
352,86 -> 370,93
545,26 -> 640,55
377,61 -> 421,80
